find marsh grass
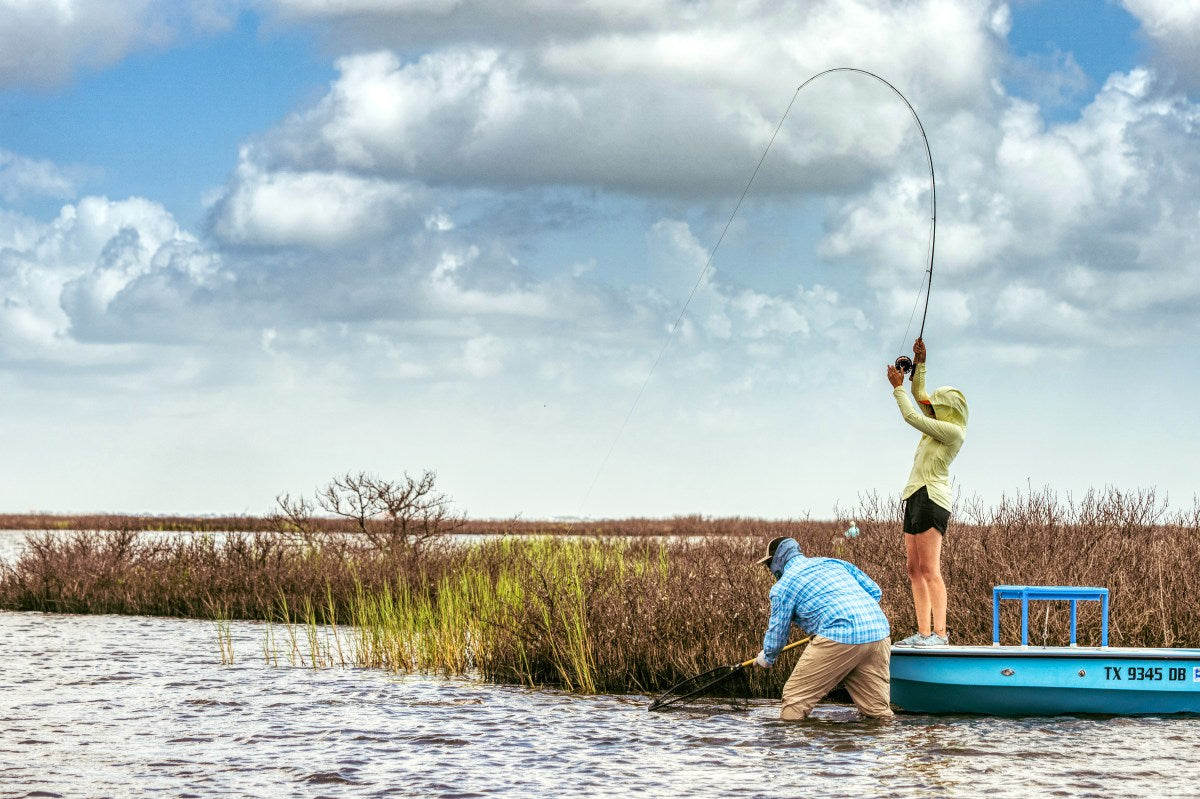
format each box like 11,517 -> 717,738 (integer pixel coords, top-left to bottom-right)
214,618 -> 235,665
2,487 -> 1198,697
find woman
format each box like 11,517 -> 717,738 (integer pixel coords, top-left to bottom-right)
886,338 -> 968,647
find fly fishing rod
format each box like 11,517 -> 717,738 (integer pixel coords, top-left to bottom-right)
575,67 -> 936,516
791,68 -> 937,375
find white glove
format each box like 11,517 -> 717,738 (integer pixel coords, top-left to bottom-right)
754,650 -> 771,668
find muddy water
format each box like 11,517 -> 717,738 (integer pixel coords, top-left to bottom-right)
1,610 -> 1197,798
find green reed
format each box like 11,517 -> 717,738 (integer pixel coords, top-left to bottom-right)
214,618 -> 235,665
233,534 -> 741,689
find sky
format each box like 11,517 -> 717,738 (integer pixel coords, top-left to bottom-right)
1,0 -> 1198,520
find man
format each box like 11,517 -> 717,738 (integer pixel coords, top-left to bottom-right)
754,536 -> 893,720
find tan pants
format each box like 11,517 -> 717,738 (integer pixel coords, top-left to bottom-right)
780,635 -> 893,720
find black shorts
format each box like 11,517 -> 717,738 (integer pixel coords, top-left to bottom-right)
903,486 -> 949,535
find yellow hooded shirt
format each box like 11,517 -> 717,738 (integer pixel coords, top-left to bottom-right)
892,363 -> 968,512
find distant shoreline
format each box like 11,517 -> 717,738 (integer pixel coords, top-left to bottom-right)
0,513 -> 829,536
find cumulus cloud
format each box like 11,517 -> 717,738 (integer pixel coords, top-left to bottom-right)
646,218 -> 869,351
210,160 -> 427,248
0,195 -> 229,357
0,0 -> 236,89
4,0 -> 1200,516
0,149 -> 81,203
191,0 -> 1200,376
424,246 -> 555,318
239,1 -> 1002,197
179,1 -> 1013,390
265,0 -> 684,47
820,67 -> 1200,354
1123,0 -> 1200,90
9,0 -> 1200,386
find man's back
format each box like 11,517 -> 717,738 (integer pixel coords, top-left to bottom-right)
769,556 -> 890,646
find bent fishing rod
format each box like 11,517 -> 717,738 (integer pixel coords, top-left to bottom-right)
574,68 -> 937,518
792,68 -> 937,374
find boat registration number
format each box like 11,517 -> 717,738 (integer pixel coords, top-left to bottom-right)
1103,666 -> 1195,681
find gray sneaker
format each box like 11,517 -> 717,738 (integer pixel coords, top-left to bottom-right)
894,633 -> 925,647
914,633 -> 949,647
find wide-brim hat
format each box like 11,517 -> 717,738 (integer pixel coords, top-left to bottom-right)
756,536 -> 788,566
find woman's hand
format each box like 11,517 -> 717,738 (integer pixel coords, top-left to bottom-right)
913,337 -> 926,364
887,365 -> 905,388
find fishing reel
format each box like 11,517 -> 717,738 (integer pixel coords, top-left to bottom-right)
894,355 -> 914,375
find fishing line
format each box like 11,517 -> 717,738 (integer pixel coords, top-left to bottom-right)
573,90 -> 801,518
575,67 -> 936,517
895,211 -> 935,369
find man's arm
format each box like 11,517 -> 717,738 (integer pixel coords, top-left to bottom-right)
761,588 -> 795,665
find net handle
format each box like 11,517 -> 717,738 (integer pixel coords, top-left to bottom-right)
737,636 -> 811,668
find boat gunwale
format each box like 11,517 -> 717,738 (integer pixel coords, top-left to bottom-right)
890,645 -> 1200,661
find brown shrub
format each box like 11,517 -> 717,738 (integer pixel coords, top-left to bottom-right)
1,486 -> 1196,696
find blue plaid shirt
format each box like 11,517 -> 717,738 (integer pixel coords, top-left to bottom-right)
762,556 -> 890,662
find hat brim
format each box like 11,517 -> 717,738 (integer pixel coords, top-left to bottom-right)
756,553 -> 773,565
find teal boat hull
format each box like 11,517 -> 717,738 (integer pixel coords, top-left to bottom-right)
890,645 -> 1200,716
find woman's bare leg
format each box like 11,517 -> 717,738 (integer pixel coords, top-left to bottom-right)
909,529 -> 946,636
905,534 -> 931,636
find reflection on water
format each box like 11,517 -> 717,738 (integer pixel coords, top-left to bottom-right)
0,529 -> 222,566
1,529 -> 61,564
1,611 -> 1196,798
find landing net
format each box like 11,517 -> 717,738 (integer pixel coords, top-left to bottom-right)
647,664 -> 754,712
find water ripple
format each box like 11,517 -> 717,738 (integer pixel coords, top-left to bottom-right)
2,610 -> 1197,798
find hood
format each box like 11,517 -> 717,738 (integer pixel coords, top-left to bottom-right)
930,386 -> 968,427
768,537 -> 803,580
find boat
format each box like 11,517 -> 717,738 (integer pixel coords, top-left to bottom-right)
891,644 -> 1200,715
889,585 -> 1200,716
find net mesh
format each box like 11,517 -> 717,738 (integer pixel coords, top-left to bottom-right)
647,664 -> 754,711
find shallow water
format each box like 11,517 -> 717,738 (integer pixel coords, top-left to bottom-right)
0,529 -> 216,566
2,611 -> 1197,798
